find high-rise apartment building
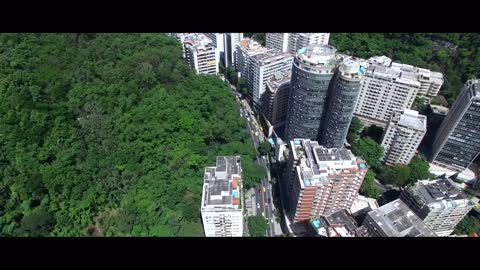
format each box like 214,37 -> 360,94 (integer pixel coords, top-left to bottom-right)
285,44 -> 339,141
431,79 -> 480,172
363,199 -> 436,237
380,109 -> 427,165
236,38 -> 272,78
417,68 -> 444,101
224,33 -> 243,68
184,34 -> 219,75
400,178 -> 474,236
320,59 -> 364,148
266,33 -> 289,53
287,33 -> 330,54
354,61 -> 421,127
285,139 -> 368,223
247,51 -> 293,105
266,33 -> 330,54
261,71 -> 291,129
201,156 -> 243,237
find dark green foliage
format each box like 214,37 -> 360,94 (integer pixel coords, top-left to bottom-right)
359,171 -> 382,199
407,156 -> 434,183
351,137 -> 384,168
258,141 -> 271,156
242,157 -> 265,189
248,215 -> 267,237
330,33 -> 480,105
454,215 -> 480,236
361,125 -> 384,144
347,116 -> 363,143
0,33 -> 258,236
386,165 -> 411,187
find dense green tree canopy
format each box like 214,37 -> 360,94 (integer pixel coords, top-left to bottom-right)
359,171 -> 382,199
347,116 -> 363,143
0,33 -> 259,236
247,215 -> 267,237
351,137 -> 384,168
454,215 -> 480,236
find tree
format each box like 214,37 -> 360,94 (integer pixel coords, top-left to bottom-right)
407,155 -> 433,184
18,207 -> 55,236
248,216 -> 267,237
242,159 -> 265,189
386,165 -> 411,187
351,137 -> 384,168
361,125 -> 384,144
412,96 -> 428,113
454,215 -> 480,236
359,171 -> 382,199
258,141 -> 271,156
347,116 -> 363,143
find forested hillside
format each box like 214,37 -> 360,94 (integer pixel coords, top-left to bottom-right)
330,33 -> 480,105
0,33 -> 260,236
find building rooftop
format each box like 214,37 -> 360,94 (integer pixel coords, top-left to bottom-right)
350,195 -> 380,215
366,62 -> 421,87
310,210 -> 358,237
202,156 -> 242,208
290,139 -> 367,188
184,34 -> 215,52
266,71 -> 291,93
430,105 -> 449,115
407,178 -> 473,210
250,50 -> 293,66
238,38 -> 271,55
366,199 -> 436,237
397,109 -> 427,132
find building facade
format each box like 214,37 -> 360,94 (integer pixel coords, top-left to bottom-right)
235,38 -> 272,79
417,68 -> 444,101
354,60 -> 421,127
363,199 -> 436,237
287,33 -> 330,54
400,178 -> 474,236
380,109 -> 427,165
431,80 -> 480,172
285,139 -> 368,223
320,59 -> 364,148
247,51 -> 293,105
266,33 -> 289,53
261,70 -> 291,129
285,45 -> 339,141
224,33 -> 243,68
184,34 -> 219,75
201,156 -> 243,237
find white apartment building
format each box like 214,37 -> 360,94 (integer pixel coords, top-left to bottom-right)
354,59 -> 421,127
266,33 -> 289,52
400,178 -> 474,236
201,156 -> 243,237
247,51 -> 293,104
417,68 -> 444,101
184,34 -> 219,75
287,33 -> 330,54
380,109 -> 427,165
236,38 -> 272,76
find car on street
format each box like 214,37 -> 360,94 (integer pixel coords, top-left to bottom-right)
267,198 -> 271,204
262,187 -> 266,193
257,203 -> 260,209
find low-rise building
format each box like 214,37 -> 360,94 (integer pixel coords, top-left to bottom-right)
308,209 -> 358,237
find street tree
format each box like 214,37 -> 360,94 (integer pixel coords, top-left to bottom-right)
351,137 -> 384,168
359,171 -> 382,199
258,141 -> 271,156
248,216 -> 268,237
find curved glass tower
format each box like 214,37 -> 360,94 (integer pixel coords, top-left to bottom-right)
285,45 -> 338,141
320,60 -> 363,148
